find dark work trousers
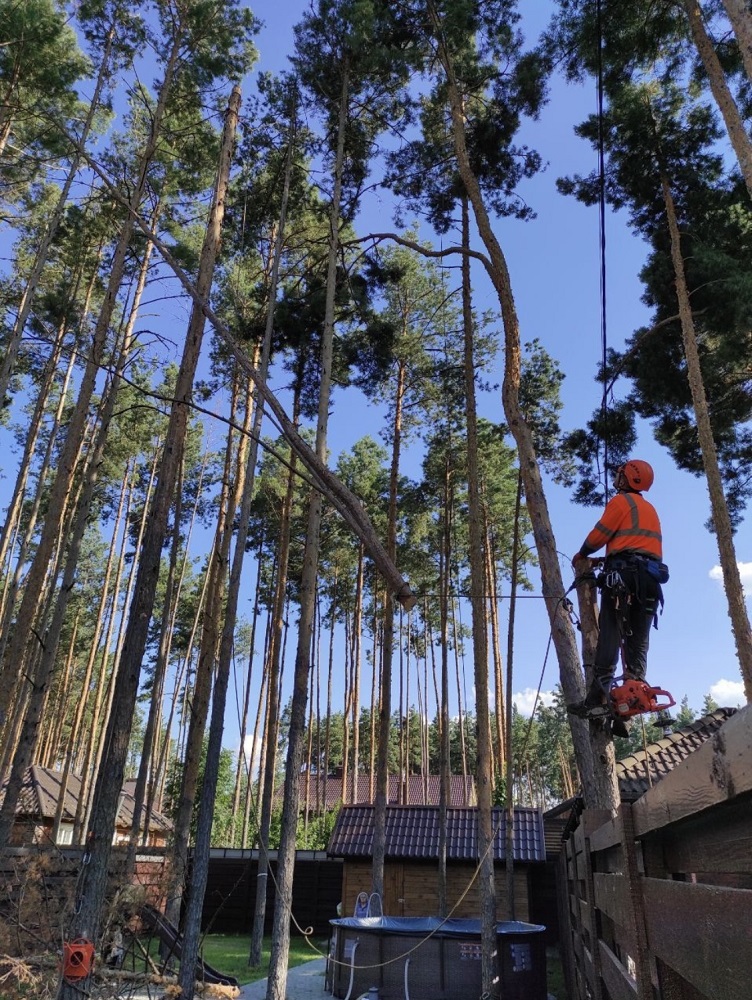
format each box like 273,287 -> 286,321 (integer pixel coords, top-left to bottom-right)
593,561 -> 660,693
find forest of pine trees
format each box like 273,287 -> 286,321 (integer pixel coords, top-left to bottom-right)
1,1 -> 751,998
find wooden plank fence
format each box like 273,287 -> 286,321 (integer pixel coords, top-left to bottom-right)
558,705 -> 752,1000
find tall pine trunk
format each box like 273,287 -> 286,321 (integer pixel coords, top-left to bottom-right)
683,0 -> 752,201
461,195 -> 496,988
661,172 -> 752,698
266,67 -> 348,1000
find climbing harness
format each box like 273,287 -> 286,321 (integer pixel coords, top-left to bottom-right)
567,557 -> 675,730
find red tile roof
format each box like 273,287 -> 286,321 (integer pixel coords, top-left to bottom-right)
327,804 -> 546,863
0,766 -> 172,832
292,773 -> 476,809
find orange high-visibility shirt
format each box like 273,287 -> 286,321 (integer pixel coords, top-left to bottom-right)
579,492 -> 662,560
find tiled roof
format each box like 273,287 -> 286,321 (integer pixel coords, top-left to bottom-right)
327,805 -> 546,863
292,773 -> 476,810
615,707 -> 738,801
0,766 -> 172,832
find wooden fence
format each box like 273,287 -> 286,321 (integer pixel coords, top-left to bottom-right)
558,704 -> 752,1000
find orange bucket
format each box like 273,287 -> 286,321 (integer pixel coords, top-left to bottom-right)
62,939 -> 95,980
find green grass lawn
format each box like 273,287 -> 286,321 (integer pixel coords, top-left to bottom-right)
199,934 -> 329,985
546,945 -> 568,999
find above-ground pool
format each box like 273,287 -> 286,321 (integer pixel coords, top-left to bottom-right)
327,916 -> 547,1000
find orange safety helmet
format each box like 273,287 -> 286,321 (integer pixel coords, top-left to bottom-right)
619,459 -> 654,492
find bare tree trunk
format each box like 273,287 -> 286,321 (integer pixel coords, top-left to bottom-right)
242,112 -> 302,965
266,69 -> 347,1000
427,6 -> 603,808
230,537 -> 264,846
451,599 -> 468,782
167,380 -> 237,929
42,612 -> 79,770
486,511 -> 505,782
351,548 -> 364,802
249,440 -> 299,966
437,459 -> 451,918
461,195 -> 496,989
369,591 -> 379,801
683,0 -> 752,201
178,372 -> 258,1000
373,348 -> 407,892
661,172 -> 752,699
505,472 -> 523,920
723,0 -> 752,85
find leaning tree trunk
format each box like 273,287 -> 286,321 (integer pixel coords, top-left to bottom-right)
429,7 -> 606,811
56,86 -> 240,997
661,172 -> 752,699
461,195 -> 497,989
77,144 -> 415,610
682,0 -> 752,202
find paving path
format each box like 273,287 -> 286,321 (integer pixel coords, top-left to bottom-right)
238,957 -> 328,1000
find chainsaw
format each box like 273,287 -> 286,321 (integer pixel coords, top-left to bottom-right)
609,679 -> 676,719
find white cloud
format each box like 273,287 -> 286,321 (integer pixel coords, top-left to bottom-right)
708,678 -> 746,708
512,687 -> 556,717
240,734 -> 262,778
709,561 -> 752,596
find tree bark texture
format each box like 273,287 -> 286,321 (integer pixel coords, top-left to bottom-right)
661,172 -> 752,700
683,0 -> 752,202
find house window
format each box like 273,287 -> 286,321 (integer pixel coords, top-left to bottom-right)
57,823 -> 74,845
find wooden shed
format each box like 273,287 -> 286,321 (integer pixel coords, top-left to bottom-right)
327,804 -> 546,923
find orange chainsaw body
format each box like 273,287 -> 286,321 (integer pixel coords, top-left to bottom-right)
610,680 -> 676,719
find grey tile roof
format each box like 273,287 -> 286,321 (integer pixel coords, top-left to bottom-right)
615,707 -> 738,801
327,805 -> 546,863
293,773 -> 476,810
1,766 -> 172,832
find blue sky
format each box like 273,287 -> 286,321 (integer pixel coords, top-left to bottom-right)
242,0 -> 750,720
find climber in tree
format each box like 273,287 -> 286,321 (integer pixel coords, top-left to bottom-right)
569,459 -> 667,734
